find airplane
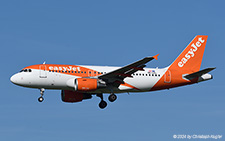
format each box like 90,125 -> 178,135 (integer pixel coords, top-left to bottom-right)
10,35 -> 215,109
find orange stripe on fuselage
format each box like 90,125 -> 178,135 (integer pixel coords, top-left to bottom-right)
120,83 -> 141,91
24,64 -> 102,77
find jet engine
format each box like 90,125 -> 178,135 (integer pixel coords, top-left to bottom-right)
74,78 -> 106,91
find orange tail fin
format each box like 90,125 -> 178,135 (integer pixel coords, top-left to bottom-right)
169,35 -> 208,73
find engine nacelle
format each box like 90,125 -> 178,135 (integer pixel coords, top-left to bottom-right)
74,78 -> 106,92
61,90 -> 92,103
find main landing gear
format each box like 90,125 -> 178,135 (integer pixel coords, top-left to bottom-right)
108,94 -> 117,102
97,94 -> 107,109
97,93 -> 117,109
38,88 -> 45,102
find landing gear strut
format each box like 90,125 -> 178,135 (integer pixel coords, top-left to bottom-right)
38,88 -> 45,102
97,94 -> 107,109
108,94 -> 117,102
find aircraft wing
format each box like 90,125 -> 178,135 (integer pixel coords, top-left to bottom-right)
184,67 -> 216,80
98,54 -> 159,83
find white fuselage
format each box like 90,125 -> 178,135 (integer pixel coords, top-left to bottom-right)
10,65 -> 168,94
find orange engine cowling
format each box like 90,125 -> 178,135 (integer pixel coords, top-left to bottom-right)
75,78 -> 104,91
61,90 -> 92,103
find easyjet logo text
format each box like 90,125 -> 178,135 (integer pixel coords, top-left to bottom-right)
49,66 -> 81,71
178,37 -> 205,68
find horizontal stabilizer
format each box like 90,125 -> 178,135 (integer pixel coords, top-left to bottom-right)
184,67 -> 216,80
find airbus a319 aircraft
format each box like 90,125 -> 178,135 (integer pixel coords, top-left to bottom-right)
10,35 -> 215,109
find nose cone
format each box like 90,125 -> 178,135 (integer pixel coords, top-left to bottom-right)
10,74 -> 19,84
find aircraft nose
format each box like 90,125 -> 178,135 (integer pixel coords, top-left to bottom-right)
10,74 -> 19,84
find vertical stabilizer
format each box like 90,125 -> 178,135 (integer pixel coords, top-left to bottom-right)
169,35 -> 208,73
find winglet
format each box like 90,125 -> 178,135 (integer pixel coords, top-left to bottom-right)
153,54 -> 159,60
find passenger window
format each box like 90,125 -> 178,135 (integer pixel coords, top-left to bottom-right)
24,69 -> 27,72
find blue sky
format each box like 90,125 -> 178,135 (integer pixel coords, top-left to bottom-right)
0,0 -> 224,140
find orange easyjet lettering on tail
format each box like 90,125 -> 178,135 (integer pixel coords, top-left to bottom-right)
170,35 -> 208,72
178,37 -> 205,68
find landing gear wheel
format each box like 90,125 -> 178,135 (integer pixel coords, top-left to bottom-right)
99,100 -> 107,109
38,88 -> 45,102
38,97 -> 44,102
108,94 -> 117,102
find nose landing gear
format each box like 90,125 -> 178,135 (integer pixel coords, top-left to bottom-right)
38,88 -> 45,102
38,96 -> 44,102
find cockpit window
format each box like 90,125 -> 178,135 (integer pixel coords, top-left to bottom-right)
20,69 -> 32,72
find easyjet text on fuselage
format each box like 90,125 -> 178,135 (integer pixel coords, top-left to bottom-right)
49,66 -> 81,71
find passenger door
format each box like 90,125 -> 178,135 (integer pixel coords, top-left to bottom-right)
39,65 -> 47,78
164,70 -> 171,83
